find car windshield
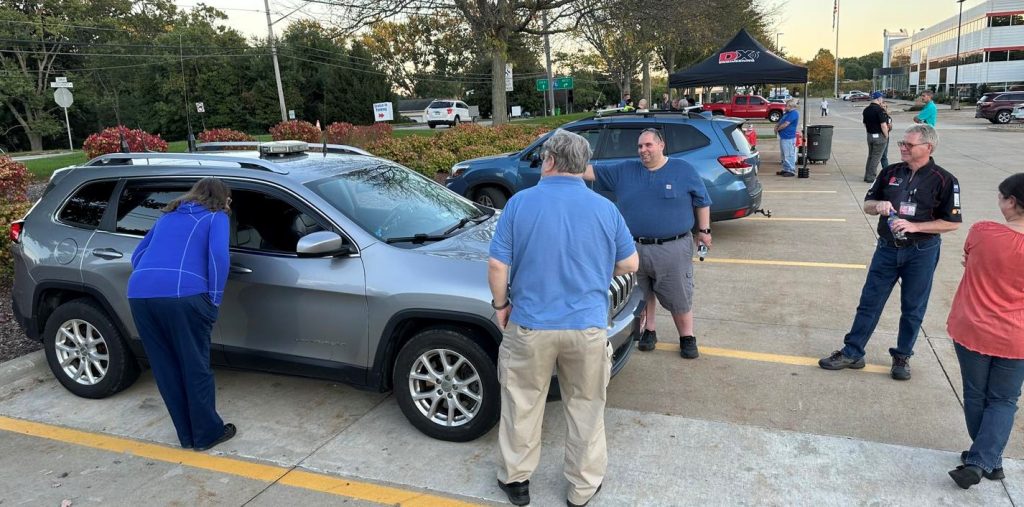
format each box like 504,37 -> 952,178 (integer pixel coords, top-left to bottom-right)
428,101 -> 454,109
305,163 -> 488,244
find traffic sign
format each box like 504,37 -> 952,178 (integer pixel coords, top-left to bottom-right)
195,102 -> 205,113
535,79 -> 549,92
55,77 -> 67,83
50,81 -> 73,88
554,77 -> 574,90
505,64 -> 513,92
53,88 -> 73,108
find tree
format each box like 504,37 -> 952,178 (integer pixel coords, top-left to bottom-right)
464,33 -> 544,117
307,0 -> 595,125
361,14 -> 475,98
808,49 -> 842,91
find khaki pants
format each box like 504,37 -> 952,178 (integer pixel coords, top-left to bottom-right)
496,324 -> 612,505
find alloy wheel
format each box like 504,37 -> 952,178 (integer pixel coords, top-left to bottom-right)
53,319 -> 109,386
407,348 -> 483,427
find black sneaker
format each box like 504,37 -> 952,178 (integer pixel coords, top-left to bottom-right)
195,423 -> 236,452
498,480 -> 530,506
949,465 -> 983,489
818,351 -> 865,370
679,336 -> 699,359
567,483 -> 602,507
961,451 -> 1005,480
637,329 -> 657,352
891,356 -> 911,380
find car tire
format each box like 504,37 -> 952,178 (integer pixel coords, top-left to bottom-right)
473,186 -> 508,209
996,110 -> 1012,124
393,328 -> 499,442
42,298 -> 140,399
768,110 -> 782,123
428,122 -> 436,129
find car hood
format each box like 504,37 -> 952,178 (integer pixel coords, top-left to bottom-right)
417,213 -> 499,262
461,152 -> 517,166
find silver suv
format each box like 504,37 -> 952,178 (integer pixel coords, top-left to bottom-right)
9,142 -> 642,442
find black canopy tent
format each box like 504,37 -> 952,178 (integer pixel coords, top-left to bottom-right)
669,29 -> 811,173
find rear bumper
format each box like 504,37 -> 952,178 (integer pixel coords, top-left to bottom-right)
11,295 -> 37,341
711,188 -> 763,222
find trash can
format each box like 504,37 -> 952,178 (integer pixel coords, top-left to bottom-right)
806,125 -> 834,163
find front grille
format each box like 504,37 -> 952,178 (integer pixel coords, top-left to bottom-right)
607,273 -> 637,324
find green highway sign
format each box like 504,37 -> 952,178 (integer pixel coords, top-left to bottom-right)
536,77 -> 574,92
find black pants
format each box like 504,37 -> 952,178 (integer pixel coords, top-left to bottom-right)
130,294 -> 224,448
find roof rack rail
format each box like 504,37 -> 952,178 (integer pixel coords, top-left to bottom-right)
195,141 -> 373,157
308,143 -> 373,157
86,152 -> 289,174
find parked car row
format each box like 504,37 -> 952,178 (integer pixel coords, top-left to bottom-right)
976,91 -> 1024,124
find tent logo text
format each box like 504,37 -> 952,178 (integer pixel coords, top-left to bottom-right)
719,50 -> 759,64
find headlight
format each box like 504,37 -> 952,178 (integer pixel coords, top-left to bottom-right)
450,164 -> 470,178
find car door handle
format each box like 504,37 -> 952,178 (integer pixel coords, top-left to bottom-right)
92,248 -> 123,259
230,265 -> 252,274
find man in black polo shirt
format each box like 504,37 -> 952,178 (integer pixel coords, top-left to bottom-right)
820,124 -> 961,380
863,91 -> 890,183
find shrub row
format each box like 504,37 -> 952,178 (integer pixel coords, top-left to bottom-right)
0,156 -> 31,281
198,128 -> 255,143
82,126 -> 168,159
368,124 -> 548,177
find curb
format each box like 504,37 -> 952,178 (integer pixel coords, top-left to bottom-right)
0,349 -> 46,387
987,125 -> 1024,132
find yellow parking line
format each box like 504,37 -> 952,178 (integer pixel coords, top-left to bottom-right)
0,416 -> 479,507
653,343 -> 889,374
743,217 -> 846,222
693,257 -> 866,269
763,190 -> 837,194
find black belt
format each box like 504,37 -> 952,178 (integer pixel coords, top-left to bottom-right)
881,235 -> 939,248
633,232 -> 689,245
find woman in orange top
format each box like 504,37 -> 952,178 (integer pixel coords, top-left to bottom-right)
947,173 -> 1024,489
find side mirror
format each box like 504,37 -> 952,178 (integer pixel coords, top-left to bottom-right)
528,152 -> 542,168
296,231 -> 352,257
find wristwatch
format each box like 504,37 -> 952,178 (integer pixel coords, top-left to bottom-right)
491,299 -> 511,310
698,228 -> 712,234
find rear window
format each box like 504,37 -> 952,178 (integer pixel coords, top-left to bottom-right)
723,124 -> 754,157
428,101 -> 454,109
663,124 -> 710,154
57,180 -> 117,229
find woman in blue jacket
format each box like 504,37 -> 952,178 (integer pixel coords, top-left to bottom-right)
128,177 -> 235,451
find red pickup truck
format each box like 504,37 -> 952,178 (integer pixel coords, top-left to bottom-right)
703,95 -> 786,122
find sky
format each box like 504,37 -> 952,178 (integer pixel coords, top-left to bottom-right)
179,0 -> 985,62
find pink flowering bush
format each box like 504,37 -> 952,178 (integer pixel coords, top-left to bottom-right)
82,126 -> 168,159
325,122 -> 393,148
0,156 -> 31,280
198,128 -> 255,143
269,120 -> 321,143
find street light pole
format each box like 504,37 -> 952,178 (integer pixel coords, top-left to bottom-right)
952,0 -> 966,110
265,0 -> 288,122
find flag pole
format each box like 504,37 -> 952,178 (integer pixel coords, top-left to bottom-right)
833,0 -> 840,98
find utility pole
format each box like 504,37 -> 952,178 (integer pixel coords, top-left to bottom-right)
952,0 -> 966,110
543,12 -> 555,116
265,0 -> 288,122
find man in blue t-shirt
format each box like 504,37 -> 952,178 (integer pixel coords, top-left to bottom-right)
585,128 -> 712,359
489,130 -> 638,507
914,89 -> 937,127
775,99 -> 800,176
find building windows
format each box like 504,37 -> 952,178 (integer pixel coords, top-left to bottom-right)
988,50 -> 1009,62
1010,50 -> 1024,61
989,15 -> 1024,27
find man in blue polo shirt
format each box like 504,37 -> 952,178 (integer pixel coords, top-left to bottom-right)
489,129 -> 638,507
914,89 -> 937,126
585,128 -> 713,359
775,99 -> 800,176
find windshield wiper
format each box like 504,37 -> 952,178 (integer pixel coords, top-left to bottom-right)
384,233 -> 451,244
442,212 -> 494,236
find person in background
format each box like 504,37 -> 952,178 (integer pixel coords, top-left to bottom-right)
619,93 -> 631,108
862,91 -> 890,183
128,177 -> 236,451
914,90 -> 937,126
819,124 -> 962,381
820,97 -> 829,117
636,98 -> 649,112
946,173 -> 1024,489
880,99 -> 893,168
775,99 -> 800,177
490,129 -> 638,507
660,93 -> 671,111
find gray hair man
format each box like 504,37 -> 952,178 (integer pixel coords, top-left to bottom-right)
820,124 -> 961,380
489,129 -> 638,507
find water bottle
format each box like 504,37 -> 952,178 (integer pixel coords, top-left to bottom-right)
888,211 -> 907,241
697,242 -> 708,261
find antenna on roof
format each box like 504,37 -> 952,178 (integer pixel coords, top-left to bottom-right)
321,129 -> 327,158
179,34 -> 196,153
118,127 -> 129,153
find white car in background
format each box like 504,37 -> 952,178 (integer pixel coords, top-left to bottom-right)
426,99 -> 471,128
1013,103 -> 1024,122
840,90 -> 866,101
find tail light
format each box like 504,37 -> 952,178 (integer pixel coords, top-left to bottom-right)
447,108 -> 453,114
718,155 -> 753,175
10,220 -> 23,243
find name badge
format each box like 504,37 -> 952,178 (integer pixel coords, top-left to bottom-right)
899,201 -> 917,216
871,133 -> 879,138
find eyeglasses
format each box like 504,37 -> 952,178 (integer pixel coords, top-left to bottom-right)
897,141 -> 930,149
640,128 -> 664,143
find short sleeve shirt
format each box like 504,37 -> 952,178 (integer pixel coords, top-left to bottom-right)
862,103 -> 888,134
489,176 -> 636,330
594,159 -> 711,238
918,101 -> 937,126
865,158 -> 962,242
778,110 -> 799,139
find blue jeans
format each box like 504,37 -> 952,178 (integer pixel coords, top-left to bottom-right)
841,236 -> 941,360
779,137 -> 796,173
956,342 -> 1024,473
